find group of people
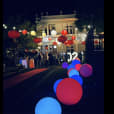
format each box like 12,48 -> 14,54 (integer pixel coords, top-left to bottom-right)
19,52 -> 64,69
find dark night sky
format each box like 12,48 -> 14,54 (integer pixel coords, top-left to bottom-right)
3,0 -> 104,22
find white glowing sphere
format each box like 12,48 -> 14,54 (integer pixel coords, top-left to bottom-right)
54,46 -> 57,48
51,30 -> 57,36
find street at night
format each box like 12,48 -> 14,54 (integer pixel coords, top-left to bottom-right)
3,0 -> 104,113
3,51 -> 104,114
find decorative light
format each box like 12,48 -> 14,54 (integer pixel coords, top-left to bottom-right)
80,64 -> 93,77
33,38 -> 42,43
61,30 -> 68,36
51,30 -> 57,37
68,69 -> 79,78
22,29 -> 27,35
53,79 -> 63,94
62,62 -> 69,69
8,30 -> 20,39
58,36 -> 67,43
13,26 -> 16,30
42,31 -> 46,37
54,46 -> 57,48
81,33 -> 87,41
53,42 -> 58,45
72,35 -> 76,40
35,97 -> 62,114
88,25 -> 91,29
56,78 -> 83,105
30,30 -> 36,36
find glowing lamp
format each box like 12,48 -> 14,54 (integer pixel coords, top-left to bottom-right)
22,29 -> 27,35
30,31 -> 36,36
33,38 -> 42,43
8,30 -> 20,39
42,31 -> 46,37
51,30 -> 57,36
62,62 -> 69,69
53,79 -> 63,94
70,75 -> 83,86
67,64 -> 75,70
48,37 -> 52,41
72,36 -> 76,40
58,36 -> 67,43
53,42 -> 58,45
75,64 -> 82,71
68,69 -> 79,77
61,30 -> 68,36
56,78 -> 83,105
80,64 -> 93,77
35,97 -> 62,114
71,60 -> 81,66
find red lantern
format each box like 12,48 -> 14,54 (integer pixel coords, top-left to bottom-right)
72,36 -> 76,40
48,37 -> 52,41
94,40 -> 99,44
64,40 -> 74,46
53,42 -> 58,45
61,30 -> 68,36
81,41 -> 86,45
22,29 -> 27,35
58,36 -> 67,43
8,30 -> 20,39
33,38 -> 42,43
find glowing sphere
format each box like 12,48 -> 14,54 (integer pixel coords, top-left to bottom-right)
42,32 -> 46,37
30,31 -> 36,36
53,79 -> 63,93
71,60 -> 81,66
61,30 -> 68,36
56,78 -> 83,105
80,64 -> 93,77
62,62 -> 69,69
68,69 -> 79,77
35,97 -> 62,114
22,29 -> 27,35
75,64 -> 82,71
51,30 -> 57,36
75,57 -> 81,62
67,64 -> 75,70
70,75 -> 83,85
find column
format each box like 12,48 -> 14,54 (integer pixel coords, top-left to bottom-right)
47,24 -> 49,35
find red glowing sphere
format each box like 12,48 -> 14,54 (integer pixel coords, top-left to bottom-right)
72,36 -> 76,40
48,37 -> 52,41
81,41 -> 86,45
53,42 -> 58,45
58,36 -> 67,43
80,64 -> 93,77
75,64 -> 82,71
56,78 -> 83,105
22,29 -> 27,35
8,30 -> 20,39
61,30 -> 68,36
67,68 -> 75,76
33,38 -> 42,43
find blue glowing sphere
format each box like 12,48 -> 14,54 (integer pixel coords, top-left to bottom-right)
71,60 -> 81,66
68,69 -> 79,77
19,59 -> 22,64
67,64 -> 75,70
53,79 -> 63,93
35,97 -> 62,114
62,62 -> 69,69
70,75 -> 83,86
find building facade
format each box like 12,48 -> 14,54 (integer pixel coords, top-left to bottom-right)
35,13 -> 87,55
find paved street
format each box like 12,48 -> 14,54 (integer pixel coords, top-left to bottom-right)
3,52 -> 104,114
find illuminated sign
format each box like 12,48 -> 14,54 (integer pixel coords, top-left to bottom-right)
67,52 -> 78,62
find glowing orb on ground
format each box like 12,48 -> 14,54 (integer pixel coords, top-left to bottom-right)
80,64 -> 93,77
70,75 -> 83,85
75,57 -> 81,62
53,79 -> 63,93
71,60 -> 81,66
56,78 -> 83,105
62,62 -> 69,69
68,69 -> 79,77
67,64 -> 75,70
75,64 -> 82,71
35,97 -> 62,114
